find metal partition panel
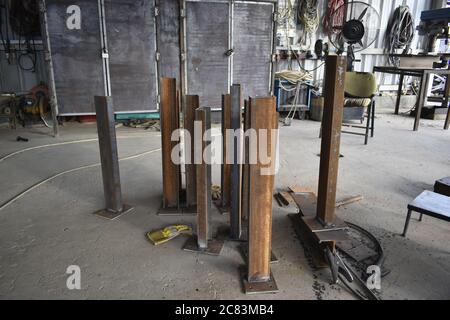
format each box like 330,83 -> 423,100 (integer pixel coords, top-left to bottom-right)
233,1 -> 274,98
46,0 -> 104,115
186,1 -> 229,108
156,0 -> 180,82
104,0 -> 157,112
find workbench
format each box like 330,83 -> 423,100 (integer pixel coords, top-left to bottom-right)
373,66 -> 450,131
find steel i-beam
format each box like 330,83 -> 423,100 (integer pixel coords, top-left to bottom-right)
242,96 -> 279,294
93,96 -> 133,219
183,107 -> 224,255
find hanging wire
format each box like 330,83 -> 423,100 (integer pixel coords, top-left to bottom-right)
385,5 -> 415,66
297,0 -> 320,49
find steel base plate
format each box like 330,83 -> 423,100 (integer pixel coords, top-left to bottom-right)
240,266 -> 279,295
94,204 -> 134,220
182,236 -> 224,256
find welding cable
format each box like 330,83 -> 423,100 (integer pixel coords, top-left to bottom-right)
323,0 -> 345,35
0,148 -> 161,212
297,0 -> 319,48
386,5 -> 415,66
0,135 -> 159,163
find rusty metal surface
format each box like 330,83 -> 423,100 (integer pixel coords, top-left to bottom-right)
94,96 -> 123,214
195,107 -> 212,249
233,2 -> 274,98
186,1 -> 229,108
317,56 -> 346,225
185,95 -> 199,208
221,94 -> 232,210
230,84 -> 243,240
247,96 -> 278,282
104,0 -> 157,111
46,0 -> 104,114
160,78 -> 180,209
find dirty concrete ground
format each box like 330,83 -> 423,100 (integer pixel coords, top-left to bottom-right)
0,109 -> 449,300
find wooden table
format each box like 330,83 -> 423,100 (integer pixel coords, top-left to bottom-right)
373,66 -> 450,131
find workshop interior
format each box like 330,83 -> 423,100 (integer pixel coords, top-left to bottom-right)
0,0 -> 449,302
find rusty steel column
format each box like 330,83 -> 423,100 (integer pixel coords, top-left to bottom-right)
242,96 -> 279,294
93,96 -> 133,219
183,107 -> 224,255
230,84 -> 243,240
159,78 -> 181,214
316,56 -> 346,226
241,99 -> 250,222
184,95 -> 199,210
218,94 -> 232,213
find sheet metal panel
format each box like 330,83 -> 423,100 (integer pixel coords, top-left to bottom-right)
186,1 -> 229,108
104,0 -> 157,112
233,2 -> 274,98
46,0 -> 104,115
157,0 -> 180,82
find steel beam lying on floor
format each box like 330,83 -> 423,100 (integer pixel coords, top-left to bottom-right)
93,96 -> 133,219
159,77 -> 182,215
183,107 -> 224,255
242,96 -> 279,294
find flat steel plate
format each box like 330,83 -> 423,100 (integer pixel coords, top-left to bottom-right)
182,236 -> 224,256
94,204 -> 134,220
240,266 -> 279,295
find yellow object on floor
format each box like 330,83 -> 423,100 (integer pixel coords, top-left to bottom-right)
146,225 -> 192,246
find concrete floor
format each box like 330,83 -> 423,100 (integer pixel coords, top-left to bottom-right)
0,109 -> 449,300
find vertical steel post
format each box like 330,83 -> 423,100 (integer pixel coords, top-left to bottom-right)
183,107 -> 224,255
443,74 -> 450,130
196,107 -> 211,249
241,99 -> 250,222
160,78 -> 181,212
185,95 -> 199,209
243,96 -> 278,294
230,84 -> 242,240
94,96 -> 132,219
220,94 -> 232,212
316,55 -> 346,225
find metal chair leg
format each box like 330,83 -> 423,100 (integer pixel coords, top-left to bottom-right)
402,209 -> 413,237
371,100 -> 375,138
364,103 -> 372,145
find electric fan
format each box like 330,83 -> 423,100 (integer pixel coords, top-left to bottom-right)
326,1 -> 381,70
